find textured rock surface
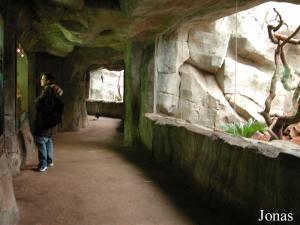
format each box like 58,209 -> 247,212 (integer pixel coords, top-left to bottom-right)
16,0 -> 300,60
155,32 -> 189,115
228,36 -> 273,69
216,57 -> 270,107
225,94 -> 265,122
187,30 -> 230,74
217,57 -> 294,115
156,73 -> 181,115
16,0 -> 262,56
155,2 -> 300,126
178,63 -> 238,128
0,140 -> 19,225
18,120 -> 36,167
4,135 -> 21,177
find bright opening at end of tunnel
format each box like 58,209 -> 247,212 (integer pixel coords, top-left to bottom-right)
89,68 -> 124,103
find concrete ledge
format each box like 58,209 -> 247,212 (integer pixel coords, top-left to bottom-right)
146,113 -> 300,159
143,113 -> 300,223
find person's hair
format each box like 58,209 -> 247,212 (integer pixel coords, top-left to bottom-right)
41,72 -> 54,84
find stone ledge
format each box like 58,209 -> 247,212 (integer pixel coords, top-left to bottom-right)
143,112 -> 300,222
145,113 -> 300,159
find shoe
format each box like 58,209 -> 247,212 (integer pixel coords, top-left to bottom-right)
39,165 -> 47,172
48,163 -> 54,167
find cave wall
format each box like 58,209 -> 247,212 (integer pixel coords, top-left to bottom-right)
124,41 -> 155,145
0,3 -> 20,224
2,1 -> 300,225
123,23 -> 300,224
0,143 -> 19,225
62,57 -> 88,131
3,0 -> 21,177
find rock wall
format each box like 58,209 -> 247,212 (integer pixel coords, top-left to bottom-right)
17,119 -> 36,167
124,41 -> 155,145
124,35 -> 300,219
61,60 -> 88,131
0,137 -> 19,225
3,1 -> 21,177
123,6 -> 300,221
155,2 -> 300,129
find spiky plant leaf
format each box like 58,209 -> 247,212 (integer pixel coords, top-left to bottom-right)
222,119 -> 267,138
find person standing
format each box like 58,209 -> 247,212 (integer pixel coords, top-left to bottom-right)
34,72 -> 63,172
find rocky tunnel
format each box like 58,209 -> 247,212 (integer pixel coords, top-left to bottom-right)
1,0 -> 300,224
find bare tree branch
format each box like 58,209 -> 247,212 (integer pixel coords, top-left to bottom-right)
260,8 -> 300,138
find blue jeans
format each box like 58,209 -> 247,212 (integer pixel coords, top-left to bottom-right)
35,137 -> 53,168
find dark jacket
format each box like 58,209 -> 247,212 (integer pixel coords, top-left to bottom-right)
34,85 -> 61,137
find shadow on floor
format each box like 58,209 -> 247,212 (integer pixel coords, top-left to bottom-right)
103,125 -> 251,225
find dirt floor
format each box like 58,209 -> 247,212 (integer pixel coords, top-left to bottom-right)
14,117 -> 239,225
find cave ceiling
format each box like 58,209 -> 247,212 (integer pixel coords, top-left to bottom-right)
13,0 -> 300,59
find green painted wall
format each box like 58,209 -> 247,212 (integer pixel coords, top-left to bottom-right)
17,53 -> 28,112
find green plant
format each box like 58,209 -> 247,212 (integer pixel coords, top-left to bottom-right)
222,119 -> 267,138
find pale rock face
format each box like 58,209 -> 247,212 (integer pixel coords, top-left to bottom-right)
216,57 -> 271,107
157,73 -> 181,97
217,58 -> 294,116
228,36 -> 274,69
187,30 -> 230,74
156,31 -> 189,74
225,94 -> 265,122
157,92 -> 179,115
156,30 -> 189,115
178,63 -> 238,129
155,2 -> 300,125
156,73 -> 181,115
156,37 -> 178,74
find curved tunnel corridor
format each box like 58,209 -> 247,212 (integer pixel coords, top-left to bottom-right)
14,117 -> 237,225
1,1 -> 300,224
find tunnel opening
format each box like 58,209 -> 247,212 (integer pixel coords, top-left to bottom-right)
86,67 -> 124,120
155,1 -> 300,147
